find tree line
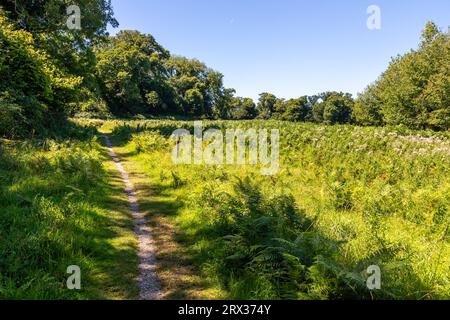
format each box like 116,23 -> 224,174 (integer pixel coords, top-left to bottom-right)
92,29 -> 356,124
0,1 -> 448,138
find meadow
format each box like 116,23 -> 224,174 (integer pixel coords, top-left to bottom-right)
98,119 -> 449,300
1,118 -> 448,299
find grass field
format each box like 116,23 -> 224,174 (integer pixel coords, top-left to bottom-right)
100,119 -> 449,300
1,119 -> 449,299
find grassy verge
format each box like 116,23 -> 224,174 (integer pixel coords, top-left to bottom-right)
0,122 -> 139,299
99,122 -> 223,299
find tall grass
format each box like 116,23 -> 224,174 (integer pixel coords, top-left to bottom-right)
105,119 -> 449,299
0,123 -> 138,299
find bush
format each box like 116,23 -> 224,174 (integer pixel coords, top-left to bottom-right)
132,131 -> 170,153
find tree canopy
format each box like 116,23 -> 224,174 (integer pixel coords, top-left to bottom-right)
355,22 -> 449,130
0,10 -> 81,136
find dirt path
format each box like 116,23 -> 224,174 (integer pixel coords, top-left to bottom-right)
103,134 -> 161,300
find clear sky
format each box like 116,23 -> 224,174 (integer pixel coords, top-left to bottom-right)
108,0 -> 449,100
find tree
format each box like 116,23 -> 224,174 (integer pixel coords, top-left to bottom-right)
312,102 -> 325,123
0,0 -> 119,118
256,93 -> 278,119
322,93 -> 354,124
353,84 -> 383,126
145,91 -> 162,110
211,87 -> 235,119
0,11 -> 81,137
165,56 -> 229,116
310,92 -> 354,124
1,0 -> 118,70
206,72 -> 234,119
355,21 -> 450,130
273,97 -> 310,121
95,33 -> 235,117
0,0 -> 117,38
95,30 -> 170,115
184,88 -> 204,115
229,97 -> 256,120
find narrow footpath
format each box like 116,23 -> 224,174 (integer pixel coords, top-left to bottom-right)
103,134 -> 161,300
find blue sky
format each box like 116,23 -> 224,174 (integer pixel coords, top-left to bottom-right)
108,0 -> 449,100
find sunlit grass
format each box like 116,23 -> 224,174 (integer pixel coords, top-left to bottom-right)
98,119 -> 449,300
0,124 -> 139,299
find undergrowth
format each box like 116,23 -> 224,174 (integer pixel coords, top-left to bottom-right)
0,123 -> 138,299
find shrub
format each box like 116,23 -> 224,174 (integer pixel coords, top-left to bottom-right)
132,131 -> 170,153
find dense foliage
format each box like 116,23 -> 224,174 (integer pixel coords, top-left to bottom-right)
354,22 -> 450,130
95,30 -> 171,115
0,12 -> 83,137
0,0 -> 117,136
